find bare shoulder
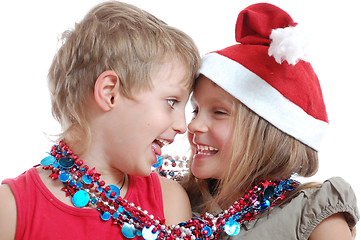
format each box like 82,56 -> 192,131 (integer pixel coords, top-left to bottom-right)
0,184 -> 17,239
308,213 -> 353,240
158,176 -> 192,225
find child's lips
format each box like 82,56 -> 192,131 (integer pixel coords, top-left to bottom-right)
195,144 -> 219,155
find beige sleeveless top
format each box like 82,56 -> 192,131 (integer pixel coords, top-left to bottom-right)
219,177 -> 359,240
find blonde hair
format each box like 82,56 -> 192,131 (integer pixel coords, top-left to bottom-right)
48,1 -> 200,149
184,99 -> 318,213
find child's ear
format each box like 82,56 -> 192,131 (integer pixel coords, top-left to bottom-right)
93,70 -> 120,111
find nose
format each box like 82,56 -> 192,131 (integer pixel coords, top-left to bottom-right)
187,113 -> 208,134
172,111 -> 187,134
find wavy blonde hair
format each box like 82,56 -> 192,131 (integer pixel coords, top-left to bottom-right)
48,1 -> 200,150
183,99 -> 318,213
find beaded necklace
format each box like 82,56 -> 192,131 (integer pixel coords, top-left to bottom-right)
152,154 -> 189,182
41,141 -> 299,239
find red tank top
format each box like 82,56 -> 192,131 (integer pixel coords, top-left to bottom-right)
2,167 -> 164,240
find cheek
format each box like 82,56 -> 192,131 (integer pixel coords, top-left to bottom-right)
143,109 -> 169,127
214,125 -> 234,146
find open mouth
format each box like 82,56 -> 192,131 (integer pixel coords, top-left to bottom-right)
152,138 -> 172,156
153,138 -> 171,148
196,144 -> 219,155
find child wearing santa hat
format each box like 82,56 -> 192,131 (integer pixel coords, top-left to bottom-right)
183,3 -> 359,239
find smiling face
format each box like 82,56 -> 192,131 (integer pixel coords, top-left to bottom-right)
104,58 -> 190,176
188,75 -> 238,179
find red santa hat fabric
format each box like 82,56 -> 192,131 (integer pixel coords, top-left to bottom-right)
199,3 -> 328,151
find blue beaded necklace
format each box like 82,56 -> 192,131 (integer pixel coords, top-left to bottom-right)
41,141 -> 299,239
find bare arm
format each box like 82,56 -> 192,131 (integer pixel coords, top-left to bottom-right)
308,213 -> 353,240
0,184 -> 17,240
159,176 -> 192,225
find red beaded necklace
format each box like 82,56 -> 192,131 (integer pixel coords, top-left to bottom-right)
40,141 -> 299,239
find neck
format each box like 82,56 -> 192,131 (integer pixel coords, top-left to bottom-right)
64,138 -> 126,189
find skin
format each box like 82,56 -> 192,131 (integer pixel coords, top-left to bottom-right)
188,76 -> 354,239
188,76 -> 236,179
0,58 -> 192,239
0,184 -> 16,239
308,213 -> 353,240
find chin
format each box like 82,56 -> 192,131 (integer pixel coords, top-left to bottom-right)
191,168 -> 211,180
191,164 -> 222,180
139,167 -> 153,177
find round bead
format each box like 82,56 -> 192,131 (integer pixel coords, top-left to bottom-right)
201,226 -> 212,237
82,175 -> 93,184
260,199 -> 271,211
69,179 -> 76,186
76,159 -> 82,165
59,172 -> 70,182
58,157 -> 75,169
274,185 -> 283,196
105,184 -> 120,200
99,181 -> 105,186
72,190 -> 90,208
112,211 -> 120,219
101,211 -> 111,221
263,185 -> 275,200
142,226 -> 159,240
40,156 -> 56,166
121,223 -> 137,238
118,206 -> 125,213
76,182 -> 83,189
91,197 -> 98,205
224,219 -> 240,236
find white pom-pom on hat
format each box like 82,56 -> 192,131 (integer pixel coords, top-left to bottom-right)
268,24 -> 309,65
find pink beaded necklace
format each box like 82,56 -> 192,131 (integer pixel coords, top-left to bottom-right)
40,141 -> 299,239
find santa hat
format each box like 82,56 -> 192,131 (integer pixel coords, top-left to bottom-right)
199,3 -> 328,151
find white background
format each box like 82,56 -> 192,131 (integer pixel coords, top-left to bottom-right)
1,0 -> 360,236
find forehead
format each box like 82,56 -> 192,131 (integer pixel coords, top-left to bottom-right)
192,76 -> 229,98
151,57 -> 191,89
191,75 -> 240,113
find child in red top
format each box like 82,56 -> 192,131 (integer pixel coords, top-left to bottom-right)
0,1 -> 200,239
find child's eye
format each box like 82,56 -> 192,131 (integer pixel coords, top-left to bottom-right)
192,108 -> 199,115
167,99 -> 178,109
215,110 -> 227,115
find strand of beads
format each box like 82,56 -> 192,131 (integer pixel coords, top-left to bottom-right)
40,142 -> 166,238
41,141 -> 299,239
152,154 -> 189,182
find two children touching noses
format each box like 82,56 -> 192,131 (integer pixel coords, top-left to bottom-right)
0,2 -> 358,240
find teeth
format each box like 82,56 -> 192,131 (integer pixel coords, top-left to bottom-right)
156,138 -> 170,146
196,145 -> 218,152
